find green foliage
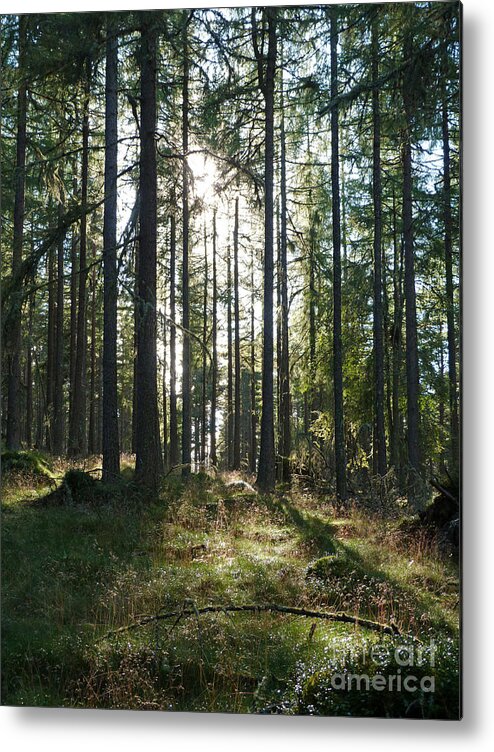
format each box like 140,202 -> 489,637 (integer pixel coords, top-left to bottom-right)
295,633 -> 460,719
1,450 -> 55,483
306,552 -> 362,582
2,474 -> 459,712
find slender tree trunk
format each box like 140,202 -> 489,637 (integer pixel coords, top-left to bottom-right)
249,248 -> 257,474
402,35 -> 421,482
233,196 -> 241,469
210,210 -> 218,466
52,202 -> 65,454
226,243 -> 233,469
256,7 -> 277,492
68,68 -> 90,457
169,211 -> 179,466
46,242 -> 56,450
181,11 -> 191,478
442,64 -> 459,472
201,225 -> 208,465
6,15 -> 27,450
163,313 -> 168,469
69,224 -> 78,433
390,187 -> 404,473
308,222 -> 316,445
102,19 -> 120,481
279,76 -> 291,482
135,18 -> 163,485
330,7 -> 347,500
276,203 -> 282,473
372,15 -> 387,477
132,242 -> 138,455
88,244 -> 97,455
25,292 -> 34,447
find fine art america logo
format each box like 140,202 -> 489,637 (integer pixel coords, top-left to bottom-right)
328,640 -> 437,693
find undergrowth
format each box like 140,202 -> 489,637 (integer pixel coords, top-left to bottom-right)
1,459 -> 460,717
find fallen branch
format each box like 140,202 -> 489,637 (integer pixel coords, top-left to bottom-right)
96,603 -> 400,642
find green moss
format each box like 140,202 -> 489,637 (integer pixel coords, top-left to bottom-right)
1,450 -> 55,483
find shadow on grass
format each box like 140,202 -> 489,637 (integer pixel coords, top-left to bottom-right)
262,493 -> 457,636
264,496 -> 337,556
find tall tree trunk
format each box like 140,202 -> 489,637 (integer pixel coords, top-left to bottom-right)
52,202 -> 65,454
201,224 -> 208,465
402,35 -> 421,482
390,187 -> 404,474
308,220 -> 316,459
162,314 -> 168,469
181,11 -> 191,478
249,248 -> 257,474
6,15 -> 27,450
88,243 -> 97,455
233,196 -> 241,469
279,74 -> 291,482
169,211 -> 179,466
226,242 -> 233,469
372,15 -> 387,477
442,55 -> 459,472
210,210 -> 218,466
25,292 -> 34,447
102,19 -> 120,481
135,18 -> 163,485
131,241 -> 138,455
68,67 -> 90,457
69,224 -> 78,434
256,7 -> 277,492
330,7 -> 347,500
46,242 -> 56,450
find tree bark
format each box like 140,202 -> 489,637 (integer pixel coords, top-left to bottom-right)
181,11 -> 191,478
279,69 -> 291,482
233,196 -> 241,469
441,48 -> 459,472
256,7 -> 277,492
46,241 -> 56,450
226,242 -> 233,469
390,187 -> 404,474
6,15 -> 27,450
135,17 -> 163,485
249,247 -> 257,474
163,313 -> 168,469
201,224 -> 208,465
52,201 -> 65,454
102,19 -> 120,481
88,242 -> 97,455
169,210 -> 179,466
25,291 -> 34,447
210,210 -> 218,466
330,7 -> 347,500
402,34 -> 421,482
69,224 -> 78,437
68,67 -> 90,457
371,15 -> 387,477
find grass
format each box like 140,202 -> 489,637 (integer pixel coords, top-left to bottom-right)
1,460 -> 460,717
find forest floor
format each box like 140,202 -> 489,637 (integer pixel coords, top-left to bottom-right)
1,455 -> 460,718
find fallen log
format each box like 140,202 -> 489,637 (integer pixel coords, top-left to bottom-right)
97,602 -> 400,642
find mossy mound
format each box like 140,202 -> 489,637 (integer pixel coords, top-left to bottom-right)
1,450 -> 55,484
306,553 -> 361,582
36,469 -> 136,507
